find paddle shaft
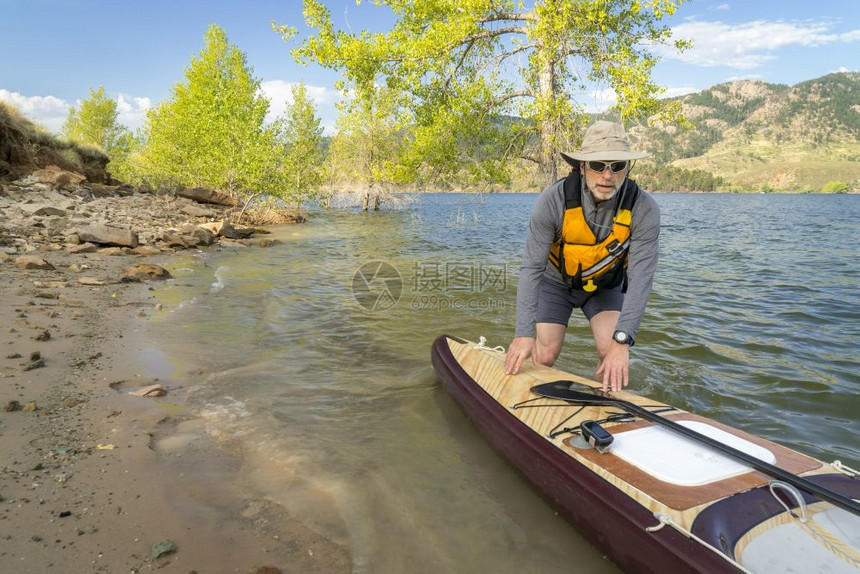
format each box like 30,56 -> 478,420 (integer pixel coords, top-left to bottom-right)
607,397 -> 860,516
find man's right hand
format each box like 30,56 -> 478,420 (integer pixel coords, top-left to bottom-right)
505,337 -> 536,375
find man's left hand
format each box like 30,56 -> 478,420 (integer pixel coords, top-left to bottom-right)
595,342 -> 630,392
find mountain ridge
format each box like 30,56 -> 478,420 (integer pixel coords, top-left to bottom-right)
627,71 -> 860,192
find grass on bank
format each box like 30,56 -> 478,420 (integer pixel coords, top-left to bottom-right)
0,101 -> 109,182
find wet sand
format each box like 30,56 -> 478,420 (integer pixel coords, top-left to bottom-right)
0,247 -> 351,573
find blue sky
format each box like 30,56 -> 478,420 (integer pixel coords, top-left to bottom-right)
1,0 -> 857,134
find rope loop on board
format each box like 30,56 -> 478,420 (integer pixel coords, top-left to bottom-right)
645,512 -> 670,532
645,512 -> 753,574
769,481 -> 808,523
832,460 -> 859,477
474,336 -> 505,353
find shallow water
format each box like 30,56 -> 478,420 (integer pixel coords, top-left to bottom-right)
143,192 -> 859,573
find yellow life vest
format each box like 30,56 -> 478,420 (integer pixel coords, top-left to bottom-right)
548,173 -> 640,292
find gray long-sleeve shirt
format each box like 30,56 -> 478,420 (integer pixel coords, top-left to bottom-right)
514,174 -> 661,339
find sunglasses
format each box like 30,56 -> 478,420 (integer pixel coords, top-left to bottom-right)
586,160 -> 629,173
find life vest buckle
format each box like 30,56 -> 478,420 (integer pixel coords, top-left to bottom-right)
606,239 -> 622,255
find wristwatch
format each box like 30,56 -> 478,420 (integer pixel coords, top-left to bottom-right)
613,330 -> 634,347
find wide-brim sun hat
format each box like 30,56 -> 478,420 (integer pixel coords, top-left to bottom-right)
561,121 -> 651,166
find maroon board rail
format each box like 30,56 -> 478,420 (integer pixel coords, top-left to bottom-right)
430,334 -> 750,573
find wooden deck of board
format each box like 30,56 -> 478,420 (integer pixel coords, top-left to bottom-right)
448,337 -> 826,529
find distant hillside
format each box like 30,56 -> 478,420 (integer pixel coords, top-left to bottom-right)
627,72 -> 860,192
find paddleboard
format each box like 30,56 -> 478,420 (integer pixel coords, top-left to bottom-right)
431,335 -> 860,573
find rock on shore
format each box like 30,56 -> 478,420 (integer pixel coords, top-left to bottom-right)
0,166 -> 350,572
0,165 -> 278,260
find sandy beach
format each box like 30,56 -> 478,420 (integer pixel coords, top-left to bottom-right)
0,179 -> 351,573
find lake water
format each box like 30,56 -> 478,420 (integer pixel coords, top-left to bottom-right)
142,192 -> 859,573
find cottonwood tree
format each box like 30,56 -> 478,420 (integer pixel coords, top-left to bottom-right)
272,82 -> 326,206
134,24 -> 276,195
281,0 -> 689,187
61,86 -> 133,178
328,85 -> 407,210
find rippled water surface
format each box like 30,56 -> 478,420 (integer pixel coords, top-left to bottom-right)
145,192 -> 859,573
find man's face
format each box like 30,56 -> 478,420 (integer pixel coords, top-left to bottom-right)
581,160 -> 630,202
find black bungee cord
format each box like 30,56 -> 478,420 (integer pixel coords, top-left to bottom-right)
511,396 -> 677,439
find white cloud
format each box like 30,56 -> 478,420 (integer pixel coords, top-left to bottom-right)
260,80 -> 335,122
725,73 -> 763,82
0,89 -> 153,133
661,20 -> 860,70
662,86 -> 698,98
0,90 -> 70,133
840,30 -> 860,42
2,83 -> 340,137
586,87 -> 617,112
115,94 -> 151,132
716,3 -> 730,10
320,121 -> 337,136
583,84 -> 698,113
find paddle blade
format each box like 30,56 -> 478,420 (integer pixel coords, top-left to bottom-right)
531,381 -> 615,405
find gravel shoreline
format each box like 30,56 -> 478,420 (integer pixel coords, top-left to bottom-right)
0,178 -> 350,572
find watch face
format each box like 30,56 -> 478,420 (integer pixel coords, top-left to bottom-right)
614,331 -> 628,343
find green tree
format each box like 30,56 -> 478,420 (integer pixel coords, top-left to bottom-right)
821,180 -> 848,194
60,86 -> 132,178
273,82 -> 326,206
134,24 -> 275,195
281,0 -> 689,187
328,85 -> 407,210
632,163 -> 725,192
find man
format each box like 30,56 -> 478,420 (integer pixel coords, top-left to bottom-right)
504,121 -> 660,392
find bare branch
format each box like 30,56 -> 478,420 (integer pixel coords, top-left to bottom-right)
562,46 -> 590,58
493,91 -> 534,106
502,43 -> 538,59
432,25 -> 529,74
444,38 -> 477,92
389,25 -> 529,72
479,12 -> 537,24
485,43 -> 538,72
460,25 -> 529,45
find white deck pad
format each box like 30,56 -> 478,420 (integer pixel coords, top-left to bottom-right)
610,420 -> 777,486
740,508 -> 860,573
